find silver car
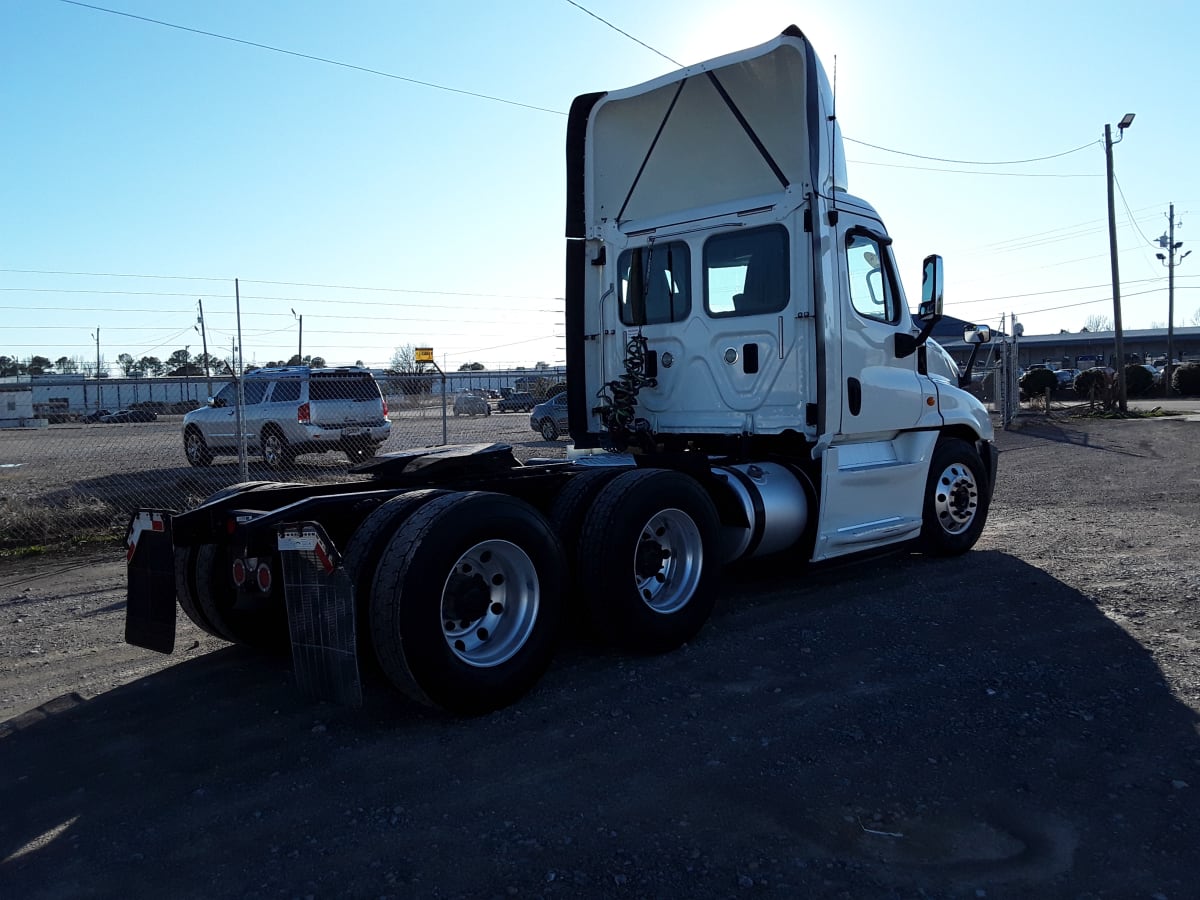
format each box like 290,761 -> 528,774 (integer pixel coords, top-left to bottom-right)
183,366 -> 391,468
529,392 -> 569,441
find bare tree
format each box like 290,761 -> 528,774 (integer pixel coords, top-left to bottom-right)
1082,314 -> 1114,333
1188,307 -> 1200,327
390,344 -> 418,374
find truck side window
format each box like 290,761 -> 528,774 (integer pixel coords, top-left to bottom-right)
618,241 -> 690,326
270,380 -> 301,403
846,233 -> 900,324
242,382 -> 268,405
704,225 -> 789,317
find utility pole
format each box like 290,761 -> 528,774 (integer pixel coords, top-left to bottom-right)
196,298 -> 213,399
91,328 -> 101,411
235,279 -> 248,483
1104,113 -> 1135,412
1156,204 -> 1190,396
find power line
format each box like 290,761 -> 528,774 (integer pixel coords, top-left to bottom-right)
0,287 -> 558,309
56,0 -> 564,116
848,159 -> 1098,179
968,205 -> 1163,253
844,136 -> 1099,166
0,268 -> 560,302
1113,174 -> 1159,247
562,0 -> 681,66
951,275 -> 1172,306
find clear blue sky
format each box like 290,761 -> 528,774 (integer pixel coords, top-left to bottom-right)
3,0 -> 1198,374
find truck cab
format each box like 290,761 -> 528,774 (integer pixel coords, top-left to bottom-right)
565,25 -> 994,561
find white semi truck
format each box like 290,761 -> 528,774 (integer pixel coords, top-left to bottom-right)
126,26 -> 996,714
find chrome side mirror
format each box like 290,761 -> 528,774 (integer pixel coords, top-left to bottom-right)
964,325 -> 992,345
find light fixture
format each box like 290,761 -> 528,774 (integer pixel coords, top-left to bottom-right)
1118,113 -> 1135,130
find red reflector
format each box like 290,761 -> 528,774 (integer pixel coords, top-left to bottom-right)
226,518 -> 238,535
314,540 -> 335,575
232,558 -> 247,587
151,518 -> 165,532
382,397 -> 389,419
256,562 -> 272,592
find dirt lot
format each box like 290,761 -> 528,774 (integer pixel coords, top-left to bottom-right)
2,414 -> 1199,898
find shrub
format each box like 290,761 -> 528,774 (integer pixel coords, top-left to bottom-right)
1124,363 -> 1154,397
1173,363 -> 1200,396
1074,368 -> 1113,402
1019,368 -> 1058,400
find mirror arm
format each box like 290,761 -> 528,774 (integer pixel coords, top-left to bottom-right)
958,343 -> 982,389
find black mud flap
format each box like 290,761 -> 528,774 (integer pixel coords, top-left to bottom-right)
125,509 -> 178,653
277,522 -> 363,707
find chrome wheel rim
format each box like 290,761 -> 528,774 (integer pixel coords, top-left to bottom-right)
185,432 -> 205,462
632,508 -> 703,615
440,539 -> 539,668
263,434 -> 283,465
933,462 -> 979,535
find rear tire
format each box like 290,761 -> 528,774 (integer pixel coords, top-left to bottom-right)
261,428 -> 294,469
342,489 -> 451,672
174,546 -> 224,639
919,438 -> 990,556
194,543 -> 288,650
578,469 -> 722,653
369,492 -> 565,714
548,467 -> 627,623
539,419 -> 559,441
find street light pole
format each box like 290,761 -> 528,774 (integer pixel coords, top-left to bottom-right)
1104,113 -> 1134,413
291,308 -> 303,365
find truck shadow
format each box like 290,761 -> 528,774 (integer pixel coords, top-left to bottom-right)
998,418 -> 1160,459
2,551 -> 1198,897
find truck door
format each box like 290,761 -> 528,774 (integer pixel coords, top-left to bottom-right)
618,223 -> 809,435
835,221 -> 928,437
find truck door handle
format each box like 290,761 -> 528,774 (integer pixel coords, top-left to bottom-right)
743,343 -> 759,375
847,377 -> 862,416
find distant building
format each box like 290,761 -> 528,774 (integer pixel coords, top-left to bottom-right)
938,324 -> 1200,370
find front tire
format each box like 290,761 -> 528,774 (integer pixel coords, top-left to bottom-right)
919,438 -> 990,556
184,427 -> 213,467
369,492 -> 565,714
577,469 -> 722,653
539,419 -> 559,441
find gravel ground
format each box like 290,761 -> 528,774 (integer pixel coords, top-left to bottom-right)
1,413 -> 1199,899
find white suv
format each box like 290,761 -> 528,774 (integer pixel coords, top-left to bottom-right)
183,366 -> 391,468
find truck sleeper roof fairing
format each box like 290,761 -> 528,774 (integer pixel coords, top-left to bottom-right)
567,24 -> 846,237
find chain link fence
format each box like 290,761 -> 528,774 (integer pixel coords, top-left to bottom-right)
0,371 -> 569,551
